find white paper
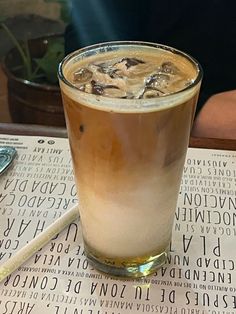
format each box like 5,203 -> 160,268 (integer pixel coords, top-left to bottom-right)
0,134 -> 236,314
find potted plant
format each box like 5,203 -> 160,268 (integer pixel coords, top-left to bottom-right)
1,1 -> 70,126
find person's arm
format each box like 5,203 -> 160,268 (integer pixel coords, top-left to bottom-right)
191,90 -> 236,139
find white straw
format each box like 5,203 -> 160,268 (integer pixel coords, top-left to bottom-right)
0,204 -> 79,283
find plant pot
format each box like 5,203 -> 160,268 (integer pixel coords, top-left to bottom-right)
2,35 -> 66,127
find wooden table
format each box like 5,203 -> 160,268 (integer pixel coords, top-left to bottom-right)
1,122 -> 236,151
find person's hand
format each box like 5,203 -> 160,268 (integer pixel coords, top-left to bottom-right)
191,90 -> 236,139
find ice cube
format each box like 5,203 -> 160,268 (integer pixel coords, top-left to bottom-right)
122,57 -> 145,68
91,80 -> 104,95
146,73 -> 170,89
160,62 -> 179,74
103,86 -> 127,98
90,80 -> 126,97
141,88 -> 162,99
83,83 -> 92,94
73,68 -> 93,84
95,63 -> 121,79
115,57 -> 145,70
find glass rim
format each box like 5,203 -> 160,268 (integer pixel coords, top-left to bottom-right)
58,41 -> 203,112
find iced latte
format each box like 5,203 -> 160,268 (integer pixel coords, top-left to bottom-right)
58,42 -> 202,277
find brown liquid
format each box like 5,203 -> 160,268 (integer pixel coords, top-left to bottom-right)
61,89 -> 197,252
59,44 -> 201,277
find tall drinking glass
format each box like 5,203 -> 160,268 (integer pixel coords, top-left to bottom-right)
58,41 -> 202,278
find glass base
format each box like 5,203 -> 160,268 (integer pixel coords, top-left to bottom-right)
85,248 -> 168,278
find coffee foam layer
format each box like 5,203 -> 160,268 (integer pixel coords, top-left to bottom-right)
60,45 -> 200,113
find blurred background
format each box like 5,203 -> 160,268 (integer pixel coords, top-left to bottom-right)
0,0 -> 69,125
1,0 -> 235,139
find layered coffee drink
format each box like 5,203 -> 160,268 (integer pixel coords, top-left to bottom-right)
58,42 -> 202,277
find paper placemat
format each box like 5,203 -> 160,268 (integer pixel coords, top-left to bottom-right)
0,134 -> 236,313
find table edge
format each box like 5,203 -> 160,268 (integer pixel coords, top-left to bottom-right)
1,123 -> 236,151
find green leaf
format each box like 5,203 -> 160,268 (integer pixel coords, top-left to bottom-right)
0,22 -> 32,79
34,38 -> 64,84
1,18 -> 65,84
0,17 -> 7,24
